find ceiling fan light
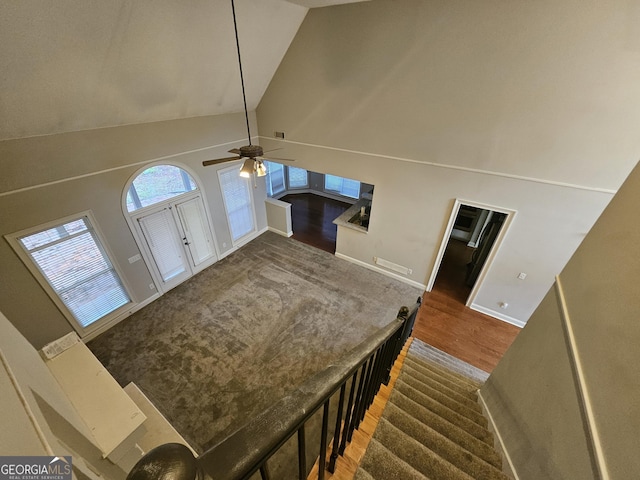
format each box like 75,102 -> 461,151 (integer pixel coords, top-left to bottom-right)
255,160 -> 267,177
239,158 -> 254,178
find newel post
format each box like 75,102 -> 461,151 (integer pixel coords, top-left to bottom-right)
127,444 -> 203,480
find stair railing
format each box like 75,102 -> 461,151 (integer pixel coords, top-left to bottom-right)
127,298 -> 421,480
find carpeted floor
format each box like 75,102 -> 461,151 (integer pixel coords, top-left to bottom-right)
88,232 -> 420,454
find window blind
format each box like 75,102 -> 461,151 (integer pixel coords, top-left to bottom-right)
288,166 -> 308,189
19,217 -> 130,328
265,161 -> 285,197
325,174 -> 360,199
219,168 -> 255,241
138,209 -> 186,281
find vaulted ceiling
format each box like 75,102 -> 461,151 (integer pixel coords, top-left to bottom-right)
0,0 -> 368,141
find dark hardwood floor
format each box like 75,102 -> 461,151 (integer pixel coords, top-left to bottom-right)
281,194 -> 521,373
280,193 -> 351,253
412,238 -> 521,373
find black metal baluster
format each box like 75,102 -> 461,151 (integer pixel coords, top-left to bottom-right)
353,354 -> 375,431
368,345 -> 385,405
318,400 -> 330,480
328,383 -> 346,473
339,371 -> 359,455
260,463 -> 271,480
359,349 -> 380,424
347,360 -> 370,442
298,425 -> 306,480
381,336 -> 394,385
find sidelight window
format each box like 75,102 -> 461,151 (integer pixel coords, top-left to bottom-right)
219,165 -> 256,242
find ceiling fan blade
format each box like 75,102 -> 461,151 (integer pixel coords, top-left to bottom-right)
263,156 -> 295,162
202,156 -> 242,167
262,147 -> 283,154
228,148 -> 242,154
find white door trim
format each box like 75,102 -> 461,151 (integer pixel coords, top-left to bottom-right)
426,199 -> 517,308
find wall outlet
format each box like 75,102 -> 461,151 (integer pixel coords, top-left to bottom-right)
149,283 -> 155,290
499,302 -> 509,309
41,332 -> 79,360
517,272 -> 527,280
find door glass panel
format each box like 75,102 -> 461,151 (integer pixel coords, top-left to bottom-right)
176,198 -> 215,267
138,209 -> 187,282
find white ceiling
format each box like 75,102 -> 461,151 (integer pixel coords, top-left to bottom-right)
0,0 -> 363,141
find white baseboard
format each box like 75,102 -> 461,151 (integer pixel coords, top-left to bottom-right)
268,226 -> 293,238
470,303 -> 526,328
82,293 -> 161,342
334,252 -> 426,291
478,390 -> 520,480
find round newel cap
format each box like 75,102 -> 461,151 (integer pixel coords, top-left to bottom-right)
127,443 -> 202,480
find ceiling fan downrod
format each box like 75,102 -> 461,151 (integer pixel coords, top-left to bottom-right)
231,0 -> 252,147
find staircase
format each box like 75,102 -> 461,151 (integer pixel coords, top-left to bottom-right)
353,339 -> 510,480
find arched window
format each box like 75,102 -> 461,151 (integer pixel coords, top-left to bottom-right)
126,165 -> 197,212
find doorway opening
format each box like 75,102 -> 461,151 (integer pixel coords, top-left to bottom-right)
427,200 -> 514,308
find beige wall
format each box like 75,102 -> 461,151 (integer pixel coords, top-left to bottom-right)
481,160 -> 640,479
256,0 -> 640,325
0,113 -> 268,348
0,311 -> 126,479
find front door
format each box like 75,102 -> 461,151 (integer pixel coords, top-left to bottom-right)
135,194 -> 217,293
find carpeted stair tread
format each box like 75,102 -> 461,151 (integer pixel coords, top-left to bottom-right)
396,374 -> 487,426
353,467 -> 376,480
408,341 -> 489,384
394,380 -> 492,443
383,402 -> 508,479
389,389 -> 501,466
402,363 -> 480,405
404,354 -> 482,391
400,360 -> 479,401
358,438 -> 429,479
373,417 -> 474,480
352,340 -> 507,479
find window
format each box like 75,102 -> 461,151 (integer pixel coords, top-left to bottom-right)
219,166 -> 256,242
325,174 -> 361,199
127,165 -> 197,212
287,166 -> 309,189
265,161 -> 285,197
10,214 -> 130,332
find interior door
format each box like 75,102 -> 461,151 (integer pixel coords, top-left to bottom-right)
175,197 -> 217,273
137,207 -> 192,291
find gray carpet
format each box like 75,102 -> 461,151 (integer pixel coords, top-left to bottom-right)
88,231 -> 420,455
355,339 -> 508,480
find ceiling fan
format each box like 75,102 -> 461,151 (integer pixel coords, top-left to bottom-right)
202,0 -> 294,177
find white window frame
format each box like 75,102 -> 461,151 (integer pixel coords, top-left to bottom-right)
218,163 -> 258,245
5,211 -> 133,337
286,166 -> 309,190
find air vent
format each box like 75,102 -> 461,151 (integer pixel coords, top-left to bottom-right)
373,257 -> 412,275
274,131 -> 285,139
